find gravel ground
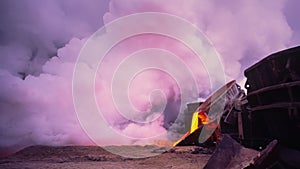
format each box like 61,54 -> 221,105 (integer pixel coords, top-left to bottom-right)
0,145 -> 212,169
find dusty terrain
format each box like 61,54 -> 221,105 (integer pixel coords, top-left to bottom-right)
0,145 -> 213,169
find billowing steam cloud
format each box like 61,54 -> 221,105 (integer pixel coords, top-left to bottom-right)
0,0 -> 110,154
0,0 -> 299,155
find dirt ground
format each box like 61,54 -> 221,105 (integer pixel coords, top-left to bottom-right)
0,145 -> 213,169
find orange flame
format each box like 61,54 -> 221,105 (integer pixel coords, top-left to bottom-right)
198,111 -> 209,125
190,110 -> 210,133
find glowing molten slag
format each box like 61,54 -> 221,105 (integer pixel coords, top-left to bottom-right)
172,81 -> 236,146
190,111 -> 210,133
172,111 -> 211,146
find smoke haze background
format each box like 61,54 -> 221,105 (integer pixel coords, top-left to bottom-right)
0,0 -> 299,155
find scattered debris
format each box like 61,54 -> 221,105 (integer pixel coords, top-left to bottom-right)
85,155 -> 108,161
168,146 -> 214,154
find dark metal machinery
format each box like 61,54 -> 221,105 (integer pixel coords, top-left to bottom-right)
243,46 -> 300,150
